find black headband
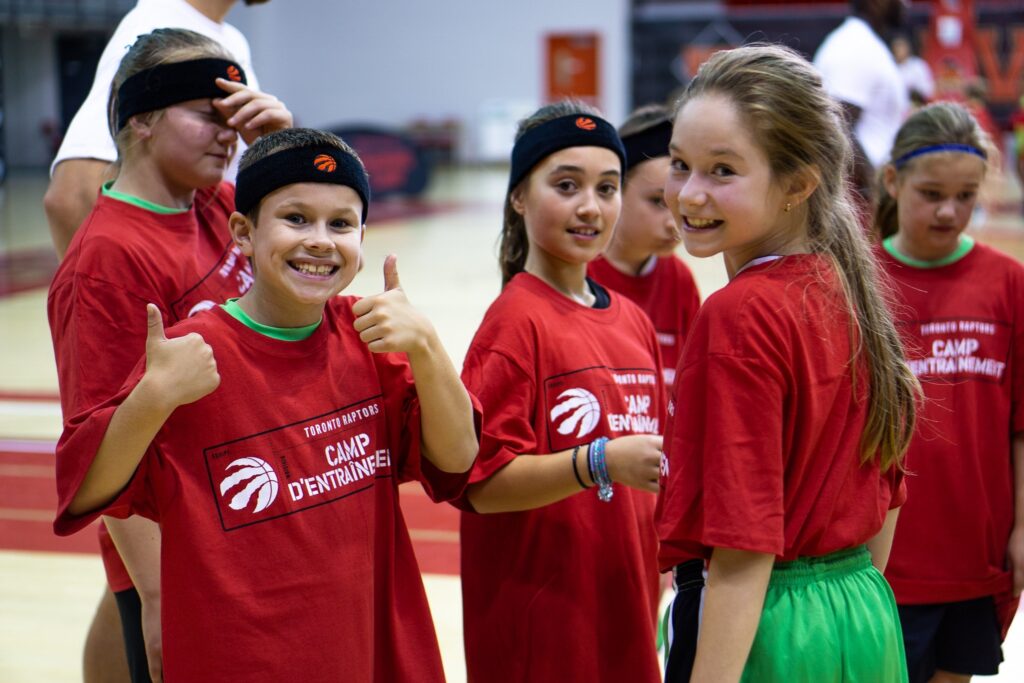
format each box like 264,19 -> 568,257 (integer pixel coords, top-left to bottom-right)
235,145 -> 371,223
116,58 -> 247,131
622,120 -> 673,173
508,114 -> 626,191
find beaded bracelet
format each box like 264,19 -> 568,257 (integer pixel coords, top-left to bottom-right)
588,436 -> 613,502
571,444 -> 589,490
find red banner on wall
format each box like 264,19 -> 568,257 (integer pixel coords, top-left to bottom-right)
546,33 -> 601,107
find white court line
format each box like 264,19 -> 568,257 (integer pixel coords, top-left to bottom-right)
0,401 -> 61,418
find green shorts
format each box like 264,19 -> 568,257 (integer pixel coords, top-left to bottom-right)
742,546 -> 908,683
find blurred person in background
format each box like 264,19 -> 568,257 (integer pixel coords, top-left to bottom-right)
814,0 -> 910,205
892,32 -> 935,106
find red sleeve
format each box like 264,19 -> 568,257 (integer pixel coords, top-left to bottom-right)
50,274 -> 160,417
659,294 -> 788,557
373,351 -> 480,503
460,345 -> 537,483
53,361 -> 158,536
688,353 -> 785,555
1011,265 -> 1024,434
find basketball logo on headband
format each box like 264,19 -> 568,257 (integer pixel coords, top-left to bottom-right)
313,154 -> 337,173
226,65 -> 242,82
575,117 -> 597,131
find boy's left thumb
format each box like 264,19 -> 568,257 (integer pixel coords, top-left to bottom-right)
383,254 -> 401,292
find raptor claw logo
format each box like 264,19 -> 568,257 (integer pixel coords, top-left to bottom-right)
188,300 -> 216,317
220,457 -> 279,514
550,388 -> 601,438
313,154 -> 337,172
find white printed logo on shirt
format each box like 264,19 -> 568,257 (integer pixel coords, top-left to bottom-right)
550,388 -> 601,438
219,457 -> 280,514
188,300 -> 217,317
907,318 -> 1010,382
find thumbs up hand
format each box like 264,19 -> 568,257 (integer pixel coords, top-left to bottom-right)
142,304 -> 220,409
352,255 -> 437,357
382,253 -> 402,292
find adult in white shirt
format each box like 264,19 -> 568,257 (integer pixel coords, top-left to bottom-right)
43,0 -> 263,259
813,0 -> 910,203
43,7 -> 268,682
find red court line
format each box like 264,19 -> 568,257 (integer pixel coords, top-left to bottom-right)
371,199 -> 459,224
0,517 -> 101,555
0,247 -> 59,297
0,474 -> 55,509
0,391 -> 60,402
408,538 -> 460,575
0,441 -> 58,458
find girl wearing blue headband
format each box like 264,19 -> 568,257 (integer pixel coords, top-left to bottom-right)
457,101 -> 665,682
48,28 -> 291,683
875,102 -> 1023,683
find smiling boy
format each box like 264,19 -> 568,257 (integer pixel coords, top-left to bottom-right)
53,128 -> 479,683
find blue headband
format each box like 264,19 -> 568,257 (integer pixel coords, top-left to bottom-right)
893,143 -> 987,169
235,144 -> 371,223
508,114 -> 626,191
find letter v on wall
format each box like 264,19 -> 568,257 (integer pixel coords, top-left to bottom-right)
976,28 -> 1024,103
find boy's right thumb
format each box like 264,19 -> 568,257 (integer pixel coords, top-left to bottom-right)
146,304 -> 166,344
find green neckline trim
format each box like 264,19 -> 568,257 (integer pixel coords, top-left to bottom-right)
102,182 -> 188,215
221,299 -> 321,341
883,234 -> 975,268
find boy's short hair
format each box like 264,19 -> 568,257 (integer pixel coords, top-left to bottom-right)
236,128 -> 367,222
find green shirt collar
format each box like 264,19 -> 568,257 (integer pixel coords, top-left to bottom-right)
102,181 -> 188,215
883,234 -> 975,269
221,299 -> 321,341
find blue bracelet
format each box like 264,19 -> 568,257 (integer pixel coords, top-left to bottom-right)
589,436 -> 613,502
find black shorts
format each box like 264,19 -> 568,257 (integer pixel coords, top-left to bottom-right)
113,587 -> 153,683
664,559 -> 704,683
898,596 -> 1003,683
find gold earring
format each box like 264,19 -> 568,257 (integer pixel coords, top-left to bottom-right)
784,202 -> 792,213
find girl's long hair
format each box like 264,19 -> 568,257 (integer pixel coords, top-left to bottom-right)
678,45 -> 918,470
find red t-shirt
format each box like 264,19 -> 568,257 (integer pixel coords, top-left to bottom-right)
459,272 -> 665,683
879,243 -> 1024,604
588,254 -> 701,389
47,184 -> 253,591
657,254 -> 905,569
54,301 -> 473,683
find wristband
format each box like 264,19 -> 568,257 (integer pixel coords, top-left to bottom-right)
571,445 -> 589,490
589,436 -> 613,503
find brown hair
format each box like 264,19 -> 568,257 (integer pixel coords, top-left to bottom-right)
498,99 -> 600,287
678,44 -> 918,470
873,102 -> 992,239
107,28 -> 233,160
